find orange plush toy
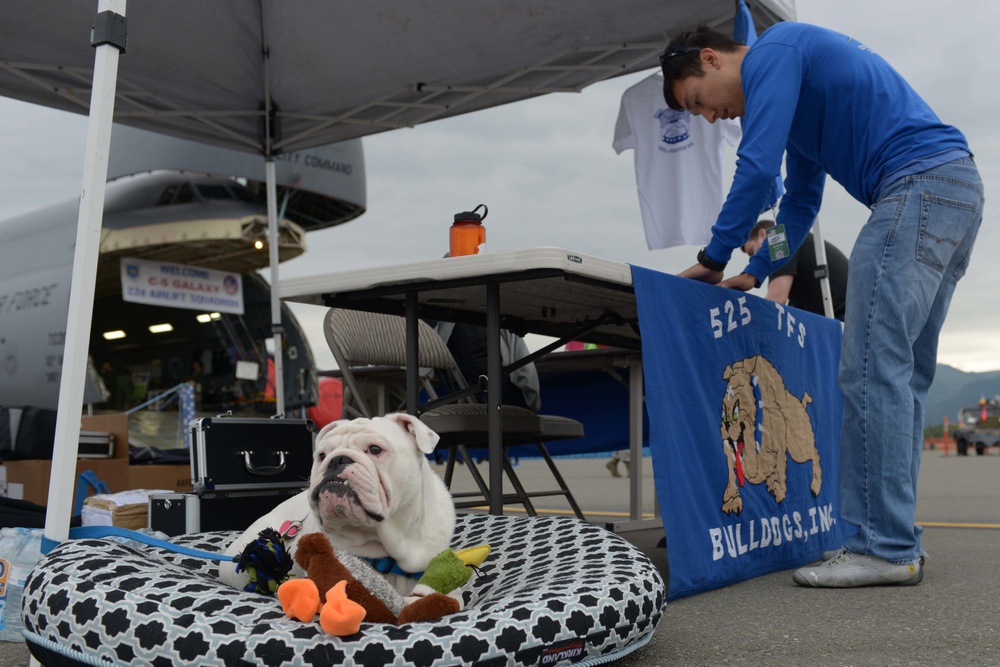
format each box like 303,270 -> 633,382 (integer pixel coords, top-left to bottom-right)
277,533 -> 489,635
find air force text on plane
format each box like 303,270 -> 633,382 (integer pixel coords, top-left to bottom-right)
0,283 -> 59,315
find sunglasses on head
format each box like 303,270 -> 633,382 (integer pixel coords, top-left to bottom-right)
659,47 -> 701,68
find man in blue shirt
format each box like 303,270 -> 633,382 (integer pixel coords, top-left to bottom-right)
661,23 -> 984,587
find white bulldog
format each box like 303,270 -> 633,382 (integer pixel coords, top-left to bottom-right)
220,413 -> 455,597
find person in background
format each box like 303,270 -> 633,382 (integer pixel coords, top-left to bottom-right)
606,449 -> 630,478
435,252 -> 542,413
662,22 -> 983,587
741,219 -> 849,320
113,366 -> 134,411
189,359 -> 205,410
436,322 -> 540,412
98,361 -> 115,396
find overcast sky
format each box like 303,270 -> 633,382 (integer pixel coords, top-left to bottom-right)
1,0 -> 997,373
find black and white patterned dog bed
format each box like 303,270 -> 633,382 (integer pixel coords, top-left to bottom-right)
23,514 -> 665,667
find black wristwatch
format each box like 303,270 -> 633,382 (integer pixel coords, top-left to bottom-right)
697,247 -> 727,272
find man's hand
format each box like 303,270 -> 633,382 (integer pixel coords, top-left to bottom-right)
718,272 -> 758,292
677,263 -> 724,284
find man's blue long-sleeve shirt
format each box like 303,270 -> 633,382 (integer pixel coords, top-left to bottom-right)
704,22 -> 970,282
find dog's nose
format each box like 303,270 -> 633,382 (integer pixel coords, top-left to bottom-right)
326,455 -> 353,476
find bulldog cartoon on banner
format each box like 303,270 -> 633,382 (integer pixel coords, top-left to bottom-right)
719,354 -> 822,515
631,266 -> 855,600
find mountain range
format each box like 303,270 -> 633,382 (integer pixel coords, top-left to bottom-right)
925,364 -> 1000,427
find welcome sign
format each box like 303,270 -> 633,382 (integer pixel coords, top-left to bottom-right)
120,257 -> 244,315
631,266 -> 855,599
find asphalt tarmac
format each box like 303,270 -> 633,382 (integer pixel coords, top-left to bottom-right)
6,449 -> 998,666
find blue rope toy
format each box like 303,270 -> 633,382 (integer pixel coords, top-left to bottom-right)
233,527 -> 295,595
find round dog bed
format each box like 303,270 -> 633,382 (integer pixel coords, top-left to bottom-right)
22,514 -> 665,667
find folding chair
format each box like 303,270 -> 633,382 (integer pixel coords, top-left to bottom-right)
323,308 -> 586,519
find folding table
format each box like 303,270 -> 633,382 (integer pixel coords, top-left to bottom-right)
280,247 -> 652,528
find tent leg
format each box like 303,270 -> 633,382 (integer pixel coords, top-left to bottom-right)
265,159 -> 285,414
43,0 -> 126,546
811,217 -> 834,319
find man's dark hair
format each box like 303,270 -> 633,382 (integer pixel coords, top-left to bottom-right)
741,219 -> 775,254
749,218 -> 776,237
661,25 -> 741,110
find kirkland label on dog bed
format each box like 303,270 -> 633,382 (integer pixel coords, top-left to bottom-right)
539,638 -> 585,665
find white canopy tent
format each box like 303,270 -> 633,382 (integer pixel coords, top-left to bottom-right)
0,0 -> 796,557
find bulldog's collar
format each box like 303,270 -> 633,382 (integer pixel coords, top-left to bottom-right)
364,556 -> 424,580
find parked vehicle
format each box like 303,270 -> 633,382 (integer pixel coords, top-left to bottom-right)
952,397 -> 1000,456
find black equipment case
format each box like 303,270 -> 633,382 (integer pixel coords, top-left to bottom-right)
189,414 -> 315,493
78,431 -> 114,458
148,489 -> 302,537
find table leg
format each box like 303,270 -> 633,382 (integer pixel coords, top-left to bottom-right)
486,280 -> 503,514
607,355 -> 662,533
629,357 -> 643,520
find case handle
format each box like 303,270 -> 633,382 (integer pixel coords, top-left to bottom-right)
240,450 -> 288,476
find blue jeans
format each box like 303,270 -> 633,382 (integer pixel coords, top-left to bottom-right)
839,157 -> 983,564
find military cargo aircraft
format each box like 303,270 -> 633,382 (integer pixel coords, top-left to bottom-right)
0,126 -> 364,414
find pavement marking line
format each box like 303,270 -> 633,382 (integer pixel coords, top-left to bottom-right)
464,506 -> 658,519
463,510 -> 1000,528
917,520 -> 1000,530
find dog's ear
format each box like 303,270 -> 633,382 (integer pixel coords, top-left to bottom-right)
316,419 -> 351,443
386,413 -> 440,454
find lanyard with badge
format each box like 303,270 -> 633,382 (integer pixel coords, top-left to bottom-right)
767,224 -> 791,261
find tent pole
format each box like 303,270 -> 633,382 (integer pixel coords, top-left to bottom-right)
43,0 -> 126,544
812,216 -> 834,319
265,159 -> 285,414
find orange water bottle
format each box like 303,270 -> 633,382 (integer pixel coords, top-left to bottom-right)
449,204 -> 488,257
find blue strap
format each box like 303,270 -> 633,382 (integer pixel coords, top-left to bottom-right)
73,470 -> 110,517
42,526 -> 422,578
40,525 -> 232,562
363,556 -> 423,580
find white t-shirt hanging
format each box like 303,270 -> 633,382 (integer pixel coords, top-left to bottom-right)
613,73 -> 741,249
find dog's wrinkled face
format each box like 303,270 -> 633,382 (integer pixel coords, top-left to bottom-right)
308,415 -> 438,532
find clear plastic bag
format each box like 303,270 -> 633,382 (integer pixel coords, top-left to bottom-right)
0,527 -> 43,642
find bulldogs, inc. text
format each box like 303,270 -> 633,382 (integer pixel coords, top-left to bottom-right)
708,504 -> 837,561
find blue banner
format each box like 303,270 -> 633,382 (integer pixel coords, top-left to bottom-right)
632,266 -> 855,599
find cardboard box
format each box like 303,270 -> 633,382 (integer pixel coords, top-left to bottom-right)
83,489 -> 165,530
128,464 -> 193,493
0,412 -> 130,506
1,457 -> 129,506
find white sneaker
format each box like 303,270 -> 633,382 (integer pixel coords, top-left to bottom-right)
793,551 -> 923,588
820,548 -> 843,562
822,547 -> 927,563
